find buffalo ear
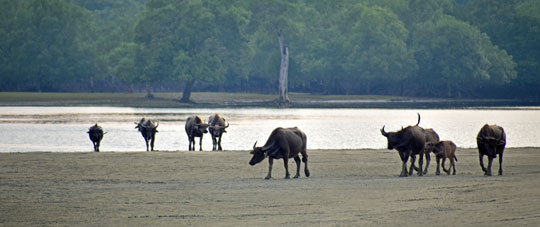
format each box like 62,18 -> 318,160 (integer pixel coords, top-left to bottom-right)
223,129 -> 227,133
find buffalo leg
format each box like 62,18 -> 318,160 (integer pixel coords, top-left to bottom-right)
302,154 -> 310,177
96,141 -> 100,152
145,138 -> 149,152
436,157 -> 441,175
293,156 -> 301,178
409,154 -> 416,176
498,151 -> 504,176
265,158 -> 273,180
479,153 -> 487,174
150,135 -> 155,151
283,158 -> 290,179
486,157 -> 494,176
218,136 -> 223,151
399,151 -> 410,177
451,158 -> 456,175
418,152 -> 424,176
211,136 -> 217,151
442,158 -> 450,174
423,153 -> 430,175
199,136 -> 203,151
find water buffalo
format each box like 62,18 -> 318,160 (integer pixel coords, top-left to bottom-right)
249,127 -> 310,180
208,114 -> 229,151
380,114 -> 427,177
87,123 -> 104,152
135,118 -> 158,151
477,124 -> 506,176
185,116 -> 209,151
417,128 -> 440,175
427,140 -> 458,175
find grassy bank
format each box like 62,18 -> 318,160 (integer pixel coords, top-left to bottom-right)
0,92 -> 537,108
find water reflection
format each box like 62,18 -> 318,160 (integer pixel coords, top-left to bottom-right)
1,107 -> 539,152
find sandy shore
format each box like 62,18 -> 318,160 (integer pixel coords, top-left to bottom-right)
1,148 -> 540,226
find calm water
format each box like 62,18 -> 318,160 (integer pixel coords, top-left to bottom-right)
1,106 -> 539,152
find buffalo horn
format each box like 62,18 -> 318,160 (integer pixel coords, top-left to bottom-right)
416,113 -> 421,126
219,122 -> 230,129
253,141 -> 257,150
380,126 -> 388,137
261,141 -> 275,152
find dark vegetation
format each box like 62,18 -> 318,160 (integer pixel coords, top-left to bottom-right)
1,0 -> 539,100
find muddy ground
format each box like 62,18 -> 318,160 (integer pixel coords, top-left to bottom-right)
1,148 -> 540,226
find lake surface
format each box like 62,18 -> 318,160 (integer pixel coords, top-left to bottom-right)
1,106 -> 539,152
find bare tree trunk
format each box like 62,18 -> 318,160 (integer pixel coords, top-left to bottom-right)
446,80 -> 452,98
145,82 -> 154,99
180,79 -> 195,103
90,76 -> 94,93
277,31 -> 289,104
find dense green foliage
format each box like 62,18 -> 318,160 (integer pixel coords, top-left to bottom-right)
0,0 -> 538,99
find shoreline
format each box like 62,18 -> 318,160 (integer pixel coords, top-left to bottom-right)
1,147 -> 539,153
1,91 -> 539,109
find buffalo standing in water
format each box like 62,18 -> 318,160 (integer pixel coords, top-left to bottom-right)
380,114 -> 427,177
185,116 -> 209,151
135,118 -> 159,151
249,127 -> 310,180
208,114 -> 229,151
87,123 -> 104,152
477,124 -> 506,176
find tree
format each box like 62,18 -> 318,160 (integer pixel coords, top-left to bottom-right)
134,0 -> 251,101
294,1 -> 415,94
107,42 -> 139,92
410,14 -> 516,97
341,4 -> 416,94
457,0 -> 540,98
247,0 -> 306,104
0,0 -> 95,91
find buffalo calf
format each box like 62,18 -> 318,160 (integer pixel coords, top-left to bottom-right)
427,140 -> 458,175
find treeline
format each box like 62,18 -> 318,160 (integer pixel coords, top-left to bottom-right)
1,0 -> 539,99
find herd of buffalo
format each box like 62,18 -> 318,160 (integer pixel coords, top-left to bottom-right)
87,113 -> 506,179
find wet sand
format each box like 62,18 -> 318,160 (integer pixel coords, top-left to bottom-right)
1,148 -> 540,226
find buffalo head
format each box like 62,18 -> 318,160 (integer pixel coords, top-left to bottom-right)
194,123 -> 209,134
380,126 -> 402,150
249,141 -> 276,166
210,121 -> 229,137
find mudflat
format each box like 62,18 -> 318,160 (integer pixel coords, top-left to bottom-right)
1,148 -> 539,226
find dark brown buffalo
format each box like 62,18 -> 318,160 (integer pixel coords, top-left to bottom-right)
427,140 -> 458,175
380,114 -> 427,177
477,124 -> 506,176
135,118 -> 158,151
87,123 -> 104,152
249,127 -> 310,180
185,116 -> 209,151
208,114 -> 229,151
418,128 -> 440,174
